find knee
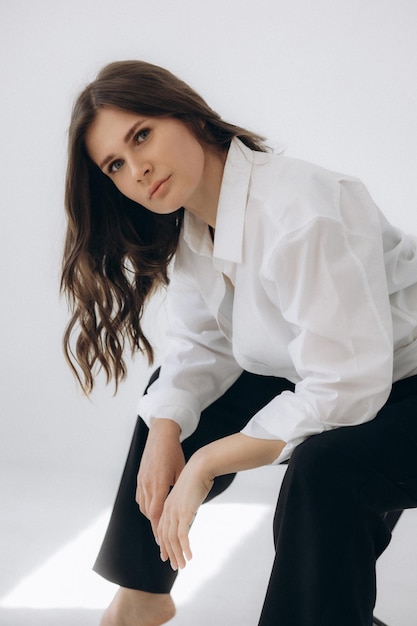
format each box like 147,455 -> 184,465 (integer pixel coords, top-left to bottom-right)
286,431 -> 354,496
289,433 -> 334,476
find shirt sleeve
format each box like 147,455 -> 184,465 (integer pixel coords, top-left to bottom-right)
138,263 -> 243,441
241,179 -> 394,462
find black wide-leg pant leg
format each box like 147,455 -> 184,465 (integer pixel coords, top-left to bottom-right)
93,370 -> 294,593
258,375 -> 417,626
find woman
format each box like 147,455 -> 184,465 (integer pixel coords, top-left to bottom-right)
62,60 -> 417,626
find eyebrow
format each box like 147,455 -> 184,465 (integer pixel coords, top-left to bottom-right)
98,119 -> 145,171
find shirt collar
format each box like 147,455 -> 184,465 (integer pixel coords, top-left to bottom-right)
182,138 -> 254,264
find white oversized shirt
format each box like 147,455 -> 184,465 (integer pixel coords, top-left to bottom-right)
138,138 -> 417,462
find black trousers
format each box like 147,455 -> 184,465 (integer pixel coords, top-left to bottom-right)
93,371 -> 417,626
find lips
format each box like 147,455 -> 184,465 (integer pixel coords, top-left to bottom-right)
149,176 -> 171,199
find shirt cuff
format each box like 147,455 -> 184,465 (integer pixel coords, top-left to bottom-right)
138,387 -> 201,441
240,419 -> 306,464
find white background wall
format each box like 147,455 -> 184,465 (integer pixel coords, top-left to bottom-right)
0,0 -> 416,617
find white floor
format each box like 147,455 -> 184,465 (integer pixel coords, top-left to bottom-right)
1,460 -> 416,626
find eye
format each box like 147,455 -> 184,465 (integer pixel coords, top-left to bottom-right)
134,128 -> 150,143
108,159 -> 124,174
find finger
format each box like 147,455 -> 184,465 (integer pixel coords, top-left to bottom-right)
158,519 -> 177,570
178,517 -> 193,563
168,511 -> 195,569
171,523 -> 186,570
158,515 -> 184,570
151,516 -> 162,544
147,498 -> 166,542
136,485 -> 166,545
135,484 -> 148,519
157,513 -> 170,563
159,539 -> 169,563
167,524 -> 183,570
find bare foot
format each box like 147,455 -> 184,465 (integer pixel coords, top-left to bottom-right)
100,587 -> 176,626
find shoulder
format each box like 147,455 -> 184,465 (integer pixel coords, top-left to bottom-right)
249,152 -> 362,233
252,151 -> 355,204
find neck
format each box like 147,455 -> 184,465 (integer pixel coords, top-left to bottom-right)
184,146 -> 227,229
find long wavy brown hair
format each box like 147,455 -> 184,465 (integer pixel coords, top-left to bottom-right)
62,60 -> 267,393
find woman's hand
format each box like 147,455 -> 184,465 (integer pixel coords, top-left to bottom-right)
157,433 -> 286,570
157,454 -> 214,570
136,419 -> 185,540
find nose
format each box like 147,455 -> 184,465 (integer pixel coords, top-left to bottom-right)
129,157 -> 151,182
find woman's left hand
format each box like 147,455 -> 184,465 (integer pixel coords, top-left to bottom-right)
157,453 -> 214,570
156,433 -> 286,570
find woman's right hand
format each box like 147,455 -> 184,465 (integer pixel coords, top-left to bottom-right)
136,418 -> 185,541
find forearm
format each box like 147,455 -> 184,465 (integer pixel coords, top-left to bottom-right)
157,432 -> 286,570
190,433 -> 286,479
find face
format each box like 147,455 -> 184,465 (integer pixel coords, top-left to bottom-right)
85,107 -> 209,215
